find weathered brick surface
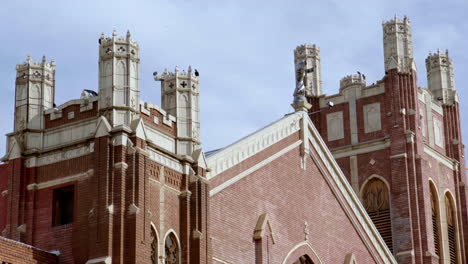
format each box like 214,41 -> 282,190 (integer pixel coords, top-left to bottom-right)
0,235 -> 58,264
210,139 -> 383,263
45,101 -> 98,129
310,69 -> 468,264
0,132 -> 209,263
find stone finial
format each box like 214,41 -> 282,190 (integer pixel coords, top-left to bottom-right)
26,55 -> 32,63
126,30 -> 131,41
112,30 -> 117,37
188,65 -> 192,73
42,55 -> 46,64
175,66 -> 179,73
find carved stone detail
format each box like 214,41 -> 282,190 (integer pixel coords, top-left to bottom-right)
326,111 -> 344,141
362,178 -> 389,212
364,103 -> 382,133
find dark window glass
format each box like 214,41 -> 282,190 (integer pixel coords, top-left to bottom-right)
53,185 -> 74,226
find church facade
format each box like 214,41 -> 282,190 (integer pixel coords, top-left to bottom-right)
0,16 -> 465,264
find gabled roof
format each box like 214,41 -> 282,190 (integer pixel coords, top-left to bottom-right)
206,110 -> 397,264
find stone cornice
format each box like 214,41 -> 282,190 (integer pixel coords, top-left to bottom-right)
206,112 -> 302,179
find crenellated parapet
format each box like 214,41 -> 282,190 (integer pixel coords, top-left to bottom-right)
339,74 -> 366,92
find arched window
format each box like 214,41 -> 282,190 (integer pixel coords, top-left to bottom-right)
292,255 -> 314,264
165,232 -> 179,264
429,183 -> 440,258
445,194 -> 458,264
361,177 -> 393,252
150,227 -> 158,264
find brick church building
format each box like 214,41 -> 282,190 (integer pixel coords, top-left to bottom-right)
0,16 -> 465,264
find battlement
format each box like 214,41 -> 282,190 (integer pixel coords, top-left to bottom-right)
99,30 -> 138,47
15,56 -> 56,82
294,44 -> 320,59
155,66 -> 199,88
382,15 -> 411,28
339,74 -> 366,91
98,30 -> 139,60
426,49 -> 452,70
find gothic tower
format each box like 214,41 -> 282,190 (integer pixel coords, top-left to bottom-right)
155,66 -> 201,156
383,16 -> 416,73
426,50 -> 456,105
98,30 -> 140,126
303,16 -> 468,264
14,56 -> 55,131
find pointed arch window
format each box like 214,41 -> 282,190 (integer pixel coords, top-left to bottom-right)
361,178 -> 393,252
165,232 -> 179,264
292,255 -> 314,264
445,194 -> 458,264
150,227 -> 158,264
430,184 -> 440,257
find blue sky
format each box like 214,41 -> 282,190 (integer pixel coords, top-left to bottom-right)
0,0 -> 467,157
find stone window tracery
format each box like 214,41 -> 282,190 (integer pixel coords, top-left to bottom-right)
150,227 -> 158,264
361,178 -> 393,252
292,254 -> 314,264
165,232 -> 179,264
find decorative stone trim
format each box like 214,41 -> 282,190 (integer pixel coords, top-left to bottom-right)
207,112 -> 302,179
147,148 -> 183,173
17,224 -> 26,234
212,257 -> 234,264
107,205 -> 114,215
114,162 -> 128,169
25,143 -> 95,168
210,141 -> 302,196
26,169 -> 93,190
331,138 -> 390,159
424,144 -> 456,170
390,153 -> 407,159
127,203 -> 139,215
85,256 -> 112,264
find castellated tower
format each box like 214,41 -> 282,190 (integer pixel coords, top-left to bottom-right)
426,49 -> 457,105
14,56 -> 55,131
98,30 -> 140,126
155,66 -> 200,156
383,16 -> 416,73
294,44 -> 322,97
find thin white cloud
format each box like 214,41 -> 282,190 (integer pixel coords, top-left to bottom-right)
0,0 -> 467,156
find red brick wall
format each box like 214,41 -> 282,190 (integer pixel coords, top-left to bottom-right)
210,136 -> 383,263
141,106 -> 177,137
0,236 -> 58,264
45,101 -> 98,129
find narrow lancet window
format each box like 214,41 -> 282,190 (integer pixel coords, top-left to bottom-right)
362,178 -> 393,252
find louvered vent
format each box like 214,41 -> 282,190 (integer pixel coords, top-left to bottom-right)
368,209 -> 392,252
362,178 -> 393,252
432,214 -> 439,256
446,195 -> 457,264
430,188 -> 440,257
448,224 -> 456,264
